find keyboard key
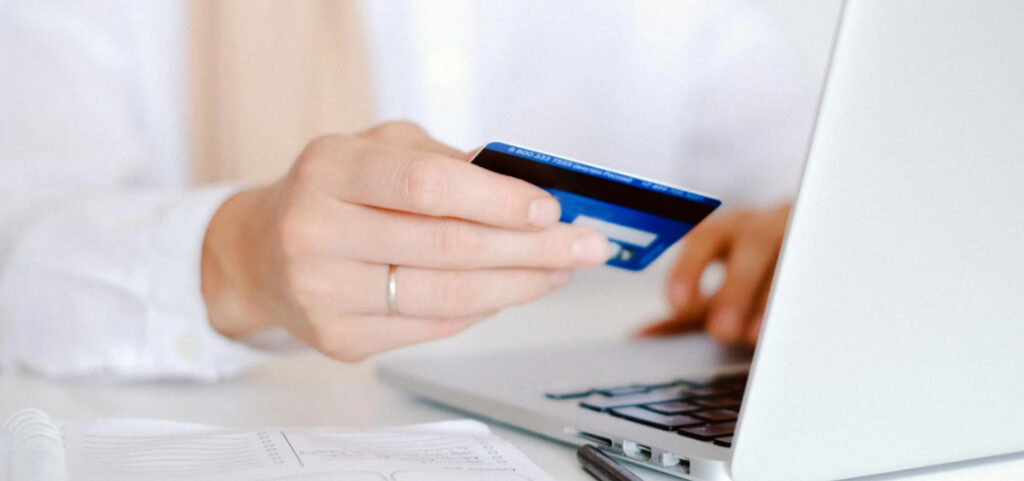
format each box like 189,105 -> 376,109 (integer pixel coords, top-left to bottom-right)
675,377 -> 710,386
685,386 -> 739,398
710,372 -> 748,386
579,390 -> 690,412
545,390 -> 593,400
639,380 -> 688,390
691,409 -> 737,423
644,401 -> 699,415
679,422 -> 736,441
595,385 -> 650,397
694,397 -> 742,409
713,435 -> 734,447
611,407 -> 706,430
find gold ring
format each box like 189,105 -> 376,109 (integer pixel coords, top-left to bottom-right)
387,264 -> 400,315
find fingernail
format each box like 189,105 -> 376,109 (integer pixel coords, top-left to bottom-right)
572,234 -> 610,265
528,197 -> 561,227
710,308 -> 742,341
549,269 -> 573,286
670,282 -> 690,307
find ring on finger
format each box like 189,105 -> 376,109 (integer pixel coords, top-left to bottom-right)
387,264 -> 400,315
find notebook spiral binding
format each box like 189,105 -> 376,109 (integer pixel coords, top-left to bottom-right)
3,409 -> 68,481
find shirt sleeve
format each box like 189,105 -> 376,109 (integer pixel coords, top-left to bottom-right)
0,186 -> 280,381
0,0 -> 286,381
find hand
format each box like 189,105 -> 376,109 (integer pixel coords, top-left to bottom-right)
638,203 -> 791,346
201,121 -> 610,361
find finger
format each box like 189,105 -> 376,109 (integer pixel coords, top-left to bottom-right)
666,214 -> 735,310
310,203 -> 609,269
395,266 -> 573,318
636,296 -> 710,337
280,258 -> 572,320
357,121 -> 466,159
304,137 -> 562,229
330,264 -> 572,318
314,312 -> 495,362
706,233 -> 780,344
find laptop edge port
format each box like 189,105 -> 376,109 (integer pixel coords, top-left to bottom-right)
567,428 -> 613,448
622,440 -> 652,461
657,451 -> 691,473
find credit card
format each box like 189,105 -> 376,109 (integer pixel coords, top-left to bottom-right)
472,142 -> 721,271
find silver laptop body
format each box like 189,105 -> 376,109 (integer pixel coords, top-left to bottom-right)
379,1 -> 1024,479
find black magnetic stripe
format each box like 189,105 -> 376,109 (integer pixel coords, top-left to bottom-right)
473,149 -> 718,224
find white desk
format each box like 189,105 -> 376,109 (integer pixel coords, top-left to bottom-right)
3,263 -> 1022,480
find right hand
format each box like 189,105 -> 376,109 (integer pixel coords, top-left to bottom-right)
201,121 -> 610,361
638,204 -> 792,346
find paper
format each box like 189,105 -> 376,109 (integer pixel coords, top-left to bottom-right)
3,410 -> 553,481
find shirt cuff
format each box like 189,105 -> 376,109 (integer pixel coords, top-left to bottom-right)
144,184 -> 277,381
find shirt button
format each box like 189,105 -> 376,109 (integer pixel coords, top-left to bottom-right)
176,333 -> 202,362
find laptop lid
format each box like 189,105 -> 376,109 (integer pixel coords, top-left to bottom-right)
732,1 -> 1024,480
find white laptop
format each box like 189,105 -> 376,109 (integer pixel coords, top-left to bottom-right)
379,1 -> 1024,480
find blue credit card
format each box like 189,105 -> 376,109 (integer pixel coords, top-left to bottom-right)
472,142 -> 722,271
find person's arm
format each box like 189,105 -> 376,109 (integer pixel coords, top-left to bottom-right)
0,186 -> 273,380
2,120 -> 609,380
1,1 -> 610,379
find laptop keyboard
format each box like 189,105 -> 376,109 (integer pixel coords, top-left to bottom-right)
546,371 -> 747,448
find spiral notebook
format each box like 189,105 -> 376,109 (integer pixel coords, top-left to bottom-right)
1,409 -> 555,481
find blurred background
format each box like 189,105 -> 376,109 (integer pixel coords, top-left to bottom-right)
189,0 -> 840,201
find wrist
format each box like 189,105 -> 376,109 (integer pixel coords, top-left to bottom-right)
201,186 -> 277,339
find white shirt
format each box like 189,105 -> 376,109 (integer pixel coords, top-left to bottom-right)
0,0 -> 266,381
0,0 -> 815,380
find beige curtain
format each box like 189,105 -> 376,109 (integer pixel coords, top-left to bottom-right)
188,0 -> 374,184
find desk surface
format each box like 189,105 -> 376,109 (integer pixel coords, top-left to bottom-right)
2,262 -> 1022,480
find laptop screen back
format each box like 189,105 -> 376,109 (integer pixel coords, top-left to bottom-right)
733,2 -> 1024,480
